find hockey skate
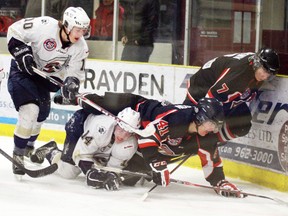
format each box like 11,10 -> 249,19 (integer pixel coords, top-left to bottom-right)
30,141 -> 58,164
24,146 -> 34,158
13,152 -> 25,176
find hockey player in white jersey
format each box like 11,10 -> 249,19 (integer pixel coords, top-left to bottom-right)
6,7 -> 90,175
30,107 -> 140,190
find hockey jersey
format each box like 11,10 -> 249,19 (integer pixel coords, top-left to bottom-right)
136,99 -> 225,185
7,16 -> 89,82
136,100 -> 198,160
186,52 -> 262,113
73,114 -> 138,169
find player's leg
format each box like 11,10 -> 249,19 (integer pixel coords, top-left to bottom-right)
8,63 -> 42,175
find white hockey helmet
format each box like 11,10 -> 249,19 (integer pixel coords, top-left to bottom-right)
63,7 -> 90,33
117,107 -> 141,133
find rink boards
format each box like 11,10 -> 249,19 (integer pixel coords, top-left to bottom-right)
0,55 -> 287,191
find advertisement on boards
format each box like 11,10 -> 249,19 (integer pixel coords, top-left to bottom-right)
0,54 -> 287,175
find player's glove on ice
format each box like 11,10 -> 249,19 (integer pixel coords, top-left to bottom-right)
149,160 -> 170,187
11,44 -> 36,75
86,168 -> 120,191
215,180 -> 247,198
61,76 -> 80,101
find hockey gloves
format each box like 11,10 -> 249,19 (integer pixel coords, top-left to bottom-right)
11,44 -> 36,75
86,168 -> 120,191
61,76 -> 80,101
149,160 -> 170,187
215,180 -> 247,198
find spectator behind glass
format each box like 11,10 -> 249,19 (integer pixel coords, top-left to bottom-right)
120,0 -> 160,62
93,0 -> 124,40
24,0 -> 74,19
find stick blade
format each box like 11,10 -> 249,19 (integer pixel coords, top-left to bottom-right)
25,163 -> 58,178
141,192 -> 149,201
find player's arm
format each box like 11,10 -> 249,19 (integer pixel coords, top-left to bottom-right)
7,18 -> 39,75
138,117 -> 171,187
197,137 -> 245,198
61,40 -> 89,101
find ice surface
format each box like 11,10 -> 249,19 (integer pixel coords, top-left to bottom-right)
0,136 -> 287,216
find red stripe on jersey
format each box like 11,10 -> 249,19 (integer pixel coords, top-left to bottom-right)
214,160 -> 223,168
206,91 -> 214,98
224,123 -> 236,139
155,109 -> 178,120
197,149 -> 208,167
135,100 -> 147,112
154,132 -> 161,141
226,92 -> 241,103
139,141 -> 158,149
216,132 -> 224,142
141,120 -> 151,128
219,68 -> 230,79
186,92 -> 198,105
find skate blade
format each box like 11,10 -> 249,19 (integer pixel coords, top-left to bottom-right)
14,174 -> 24,181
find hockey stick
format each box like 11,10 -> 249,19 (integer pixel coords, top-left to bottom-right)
77,95 -> 156,137
142,153 -> 193,201
32,67 -> 64,87
169,179 -> 288,206
98,166 -> 288,206
32,67 -> 156,137
0,148 -> 58,178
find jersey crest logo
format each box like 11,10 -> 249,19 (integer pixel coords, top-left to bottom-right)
43,39 -> 57,51
98,126 -> 106,134
167,137 -> 182,146
240,88 -> 251,99
41,19 -> 49,25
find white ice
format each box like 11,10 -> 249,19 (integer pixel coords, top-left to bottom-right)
0,136 -> 287,216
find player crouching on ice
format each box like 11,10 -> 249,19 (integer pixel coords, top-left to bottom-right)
30,107 -> 140,191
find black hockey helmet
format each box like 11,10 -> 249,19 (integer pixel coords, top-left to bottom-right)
195,98 -> 224,133
257,48 -> 280,75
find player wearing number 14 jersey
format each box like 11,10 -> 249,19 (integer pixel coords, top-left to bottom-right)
6,7 -> 90,176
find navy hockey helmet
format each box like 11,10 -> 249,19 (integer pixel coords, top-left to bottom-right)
256,48 -> 280,75
195,98 -> 224,133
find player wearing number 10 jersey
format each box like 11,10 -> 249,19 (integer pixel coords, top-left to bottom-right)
6,7 -> 90,176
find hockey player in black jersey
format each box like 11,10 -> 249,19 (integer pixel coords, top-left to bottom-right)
128,97 -> 247,198
183,48 -> 280,147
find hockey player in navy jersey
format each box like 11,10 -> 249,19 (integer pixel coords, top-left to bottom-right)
129,97 -> 247,198
7,7 -> 90,176
30,107 -> 140,191
183,48 -> 280,146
